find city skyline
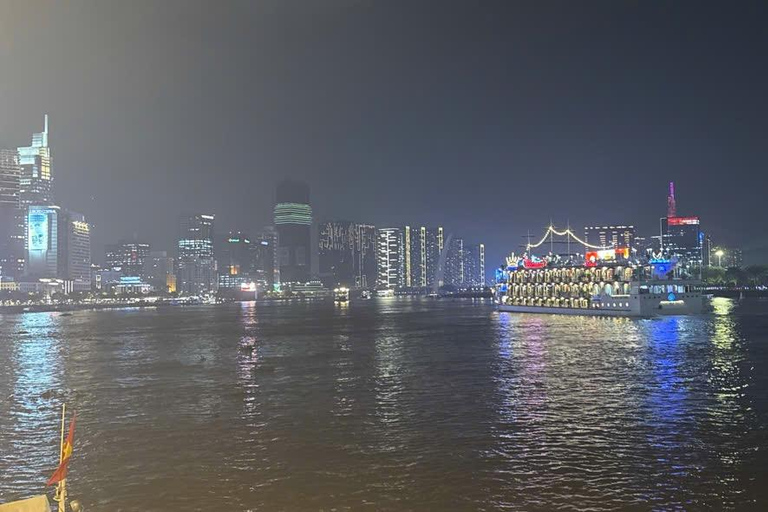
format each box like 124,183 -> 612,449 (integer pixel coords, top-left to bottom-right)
1,2 -> 768,268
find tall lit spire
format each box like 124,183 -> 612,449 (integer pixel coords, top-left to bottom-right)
667,181 -> 676,218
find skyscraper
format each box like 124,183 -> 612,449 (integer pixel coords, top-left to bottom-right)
105,240 -> 151,277
318,221 -> 377,289
402,225 -> 443,289
146,251 -> 176,293
377,227 -> 404,289
463,243 -> 486,287
60,211 -> 92,291
177,213 -> 216,294
26,205 -> 91,290
0,149 -> 24,278
252,228 -> 279,291
660,183 -> 703,265
662,216 -> 702,264
18,115 -> 53,207
217,232 -> 253,290
274,179 -> 312,285
667,181 -> 677,218
444,237 -> 465,287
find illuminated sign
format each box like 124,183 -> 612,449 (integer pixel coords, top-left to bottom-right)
585,248 -> 628,266
522,257 -> 547,269
650,258 -> 676,277
28,212 -> 48,252
668,216 -> 699,226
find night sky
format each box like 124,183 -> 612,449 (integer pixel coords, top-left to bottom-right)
1,1 -> 767,267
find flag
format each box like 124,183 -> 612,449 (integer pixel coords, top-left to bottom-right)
47,412 -> 76,486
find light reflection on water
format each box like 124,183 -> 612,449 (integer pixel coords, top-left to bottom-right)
0,299 -> 766,510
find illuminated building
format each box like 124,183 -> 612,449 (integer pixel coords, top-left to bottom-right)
667,181 -> 677,218
403,225 -> 413,287
26,205 -> 91,291
401,225 -> 443,289
218,232 -> 256,292
274,179 -> 312,284
104,240 -> 151,276
444,237 -> 465,287
661,216 -> 702,264
114,276 -> 152,295
318,221 -> 377,289
377,227 -> 404,289
26,205 -> 59,279
463,243 -> 486,287
63,213 -> 92,291
252,228 -> 278,291
177,213 -> 216,294
0,149 -> 24,278
146,251 -> 176,293
659,183 -> 702,265
584,225 -> 635,250
221,232 -> 252,276
18,115 -> 53,207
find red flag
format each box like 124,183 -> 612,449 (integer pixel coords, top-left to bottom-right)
47,412 -> 76,486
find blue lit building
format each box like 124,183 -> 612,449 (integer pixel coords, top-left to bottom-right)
26,205 -> 91,291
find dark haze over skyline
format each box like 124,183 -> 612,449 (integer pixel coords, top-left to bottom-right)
1,1 -> 767,266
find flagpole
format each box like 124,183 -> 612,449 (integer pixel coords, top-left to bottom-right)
57,403 -> 67,512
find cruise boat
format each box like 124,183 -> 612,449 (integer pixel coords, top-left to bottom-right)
333,287 -> 350,303
495,247 -> 704,317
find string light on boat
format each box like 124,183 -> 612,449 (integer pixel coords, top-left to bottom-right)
526,225 -> 615,251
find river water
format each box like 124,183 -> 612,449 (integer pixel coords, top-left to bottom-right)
1,298 -> 766,510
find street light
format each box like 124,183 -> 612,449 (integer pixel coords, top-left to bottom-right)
715,249 -> 724,267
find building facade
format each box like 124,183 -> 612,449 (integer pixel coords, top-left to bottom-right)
26,205 -> 91,290
463,243 -> 486,287
18,115 -> 53,208
444,237 -> 465,287
177,213 -> 216,295
377,227 -> 404,289
0,149 -> 24,278
105,240 -> 151,276
274,180 -> 312,285
662,216 -> 702,264
61,212 -> 92,291
217,232 -> 255,292
252,228 -> 278,291
318,221 -> 377,289
401,225 -> 443,289
145,251 -> 176,293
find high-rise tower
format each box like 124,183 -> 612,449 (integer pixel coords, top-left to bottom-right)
0,150 -> 24,278
176,213 -> 216,294
18,115 -> 53,207
274,179 -> 312,285
667,181 -> 677,218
